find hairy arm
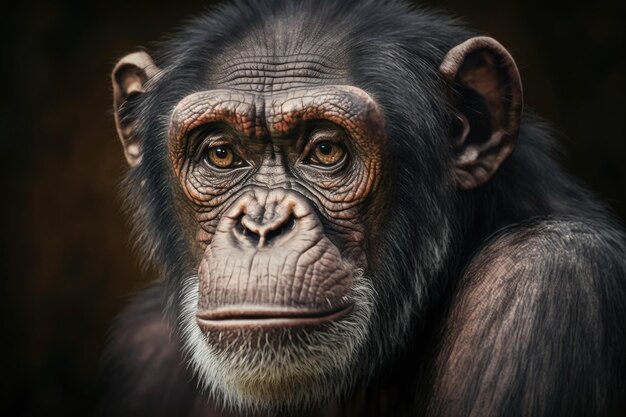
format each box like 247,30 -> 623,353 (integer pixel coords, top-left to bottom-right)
425,219 -> 626,417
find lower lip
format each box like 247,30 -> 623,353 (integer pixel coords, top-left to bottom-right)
196,304 -> 354,331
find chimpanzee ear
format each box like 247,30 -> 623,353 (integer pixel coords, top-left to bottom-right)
440,37 -> 523,189
112,51 -> 161,167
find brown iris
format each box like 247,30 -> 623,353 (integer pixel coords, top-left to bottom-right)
206,145 -> 235,168
310,141 -> 345,166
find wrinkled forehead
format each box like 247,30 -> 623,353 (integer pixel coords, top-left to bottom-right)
210,54 -> 349,93
208,18 -> 350,94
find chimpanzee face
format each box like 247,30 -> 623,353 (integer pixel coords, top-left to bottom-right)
167,82 -> 391,408
165,81 -> 388,404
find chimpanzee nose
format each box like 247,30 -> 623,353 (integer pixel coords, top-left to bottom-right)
228,188 -> 310,249
239,212 -> 297,247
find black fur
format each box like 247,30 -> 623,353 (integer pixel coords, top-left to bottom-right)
100,0 -> 626,416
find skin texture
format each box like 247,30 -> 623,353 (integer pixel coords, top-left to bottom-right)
100,1 -> 626,416
165,83 -> 391,409
168,85 -> 388,318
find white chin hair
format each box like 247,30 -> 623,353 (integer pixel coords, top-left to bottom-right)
178,270 -> 373,413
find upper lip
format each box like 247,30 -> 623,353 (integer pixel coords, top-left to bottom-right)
196,304 -> 353,330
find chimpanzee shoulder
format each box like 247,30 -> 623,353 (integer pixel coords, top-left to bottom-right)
426,217 -> 626,416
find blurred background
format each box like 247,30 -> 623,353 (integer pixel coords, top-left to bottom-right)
1,0 -> 624,415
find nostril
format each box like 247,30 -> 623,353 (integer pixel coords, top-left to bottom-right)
264,215 -> 297,244
238,217 -> 260,245
237,213 -> 297,247
265,229 -> 280,242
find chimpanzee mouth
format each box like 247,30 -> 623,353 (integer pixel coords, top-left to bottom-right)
196,303 -> 354,331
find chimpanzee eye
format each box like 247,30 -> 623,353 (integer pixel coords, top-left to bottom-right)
308,141 -> 346,167
303,125 -> 349,168
205,145 -> 241,169
310,141 -> 346,166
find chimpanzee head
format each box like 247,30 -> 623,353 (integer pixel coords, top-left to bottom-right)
111,0 -> 521,412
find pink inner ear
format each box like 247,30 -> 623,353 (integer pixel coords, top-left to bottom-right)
440,37 -> 522,116
457,50 -> 508,131
111,52 -> 160,167
112,51 -> 161,106
117,67 -> 148,99
440,36 -> 523,190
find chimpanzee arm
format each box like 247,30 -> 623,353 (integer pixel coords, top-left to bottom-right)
425,218 -> 626,417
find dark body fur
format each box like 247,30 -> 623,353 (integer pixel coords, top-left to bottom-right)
100,0 -> 626,415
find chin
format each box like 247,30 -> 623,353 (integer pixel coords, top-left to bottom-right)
178,272 -> 374,412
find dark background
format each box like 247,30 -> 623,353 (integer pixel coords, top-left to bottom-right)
1,0 -> 624,415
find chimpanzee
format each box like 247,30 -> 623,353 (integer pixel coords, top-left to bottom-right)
101,0 -> 626,416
